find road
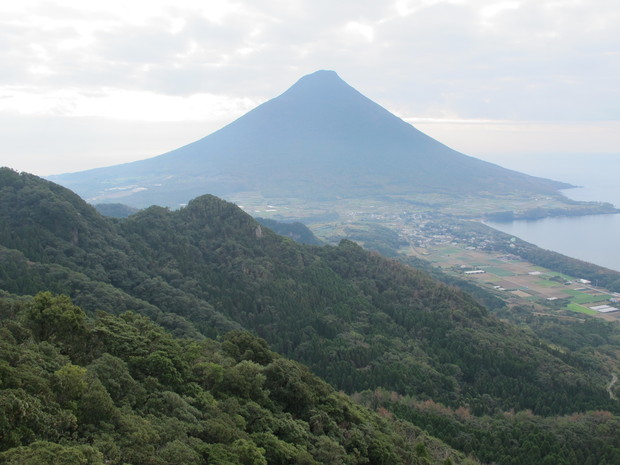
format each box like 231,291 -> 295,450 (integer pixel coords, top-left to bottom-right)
607,373 -> 618,400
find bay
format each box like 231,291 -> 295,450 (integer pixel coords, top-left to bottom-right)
478,153 -> 620,273
486,213 -> 620,273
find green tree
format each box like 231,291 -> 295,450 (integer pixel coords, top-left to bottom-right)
158,439 -> 204,465
25,292 -> 87,359
222,331 -> 274,365
53,364 -> 88,407
0,441 -> 104,465
231,439 -> 267,465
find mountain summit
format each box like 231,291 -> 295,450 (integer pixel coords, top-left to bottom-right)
50,70 -> 570,207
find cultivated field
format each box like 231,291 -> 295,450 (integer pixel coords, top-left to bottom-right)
415,244 -> 619,320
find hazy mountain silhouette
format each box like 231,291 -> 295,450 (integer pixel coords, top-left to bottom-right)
50,70 -> 570,207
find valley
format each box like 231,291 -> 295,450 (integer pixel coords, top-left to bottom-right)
241,193 -> 620,321
407,241 -> 619,320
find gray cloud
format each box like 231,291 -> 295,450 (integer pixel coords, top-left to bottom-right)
1,0 -> 618,175
4,0 -> 616,117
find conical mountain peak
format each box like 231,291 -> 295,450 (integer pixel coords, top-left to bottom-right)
49,71 -> 570,208
284,69 -> 349,94
265,69 -> 373,112
297,69 -> 342,83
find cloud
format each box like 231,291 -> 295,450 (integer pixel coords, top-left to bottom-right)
4,0 -> 617,112
0,0 -> 618,175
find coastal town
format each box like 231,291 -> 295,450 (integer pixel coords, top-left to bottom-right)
315,207 -> 620,320
243,198 -> 620,320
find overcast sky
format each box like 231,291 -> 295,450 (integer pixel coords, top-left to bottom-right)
1,0 -> 619,176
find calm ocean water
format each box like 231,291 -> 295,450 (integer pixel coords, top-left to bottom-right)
481,153 -> 620,273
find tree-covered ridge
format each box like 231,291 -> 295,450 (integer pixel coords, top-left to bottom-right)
4,168 -> 620,464
356,388 -> 620,465
94,203 -> 140,218
0,167 -> 618,416
0,292 -> 475,465
255,217 -> 323,245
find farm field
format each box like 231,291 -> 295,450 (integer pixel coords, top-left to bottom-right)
240,193 -> 620,321
410,243 -> 620,320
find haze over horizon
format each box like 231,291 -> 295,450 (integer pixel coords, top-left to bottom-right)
49,69 -> 577,209
1,0 -> 619,176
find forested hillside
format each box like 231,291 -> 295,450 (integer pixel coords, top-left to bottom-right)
1,292 -> 473,464
255,218 -> 323,245
355,388 -> 620,465
2,167 -> 620,464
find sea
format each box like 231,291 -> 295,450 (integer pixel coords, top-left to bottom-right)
481,153 -> 620,273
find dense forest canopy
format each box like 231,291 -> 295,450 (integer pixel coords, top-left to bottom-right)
1,292 -> 476,464
2,167 -> 620,464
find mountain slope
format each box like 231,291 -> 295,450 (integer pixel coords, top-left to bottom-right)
1,168 -> 616,417
1,293 -> 478,465
49,70 -> 570,208
4,168 -> 620,464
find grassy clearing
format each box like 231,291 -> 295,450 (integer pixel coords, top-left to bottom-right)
438,247 -> 463,255
548,272 -> 573,281
569,294 -> 612,304
566,303 -> 598,315
484,267 -> 516,277
535,280 -> 561,288
563,289 -> 613,304
565,289 -> 585,296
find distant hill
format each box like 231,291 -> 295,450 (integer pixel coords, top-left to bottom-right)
48,70 -> 570,208
94,203 -> 140,218
255,217 -> 323,245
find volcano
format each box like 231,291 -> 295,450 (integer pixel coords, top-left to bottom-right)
49,70 -> 570,208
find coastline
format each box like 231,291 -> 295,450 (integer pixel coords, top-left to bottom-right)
484,213 -> 620,274
483,199 -> 620,222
